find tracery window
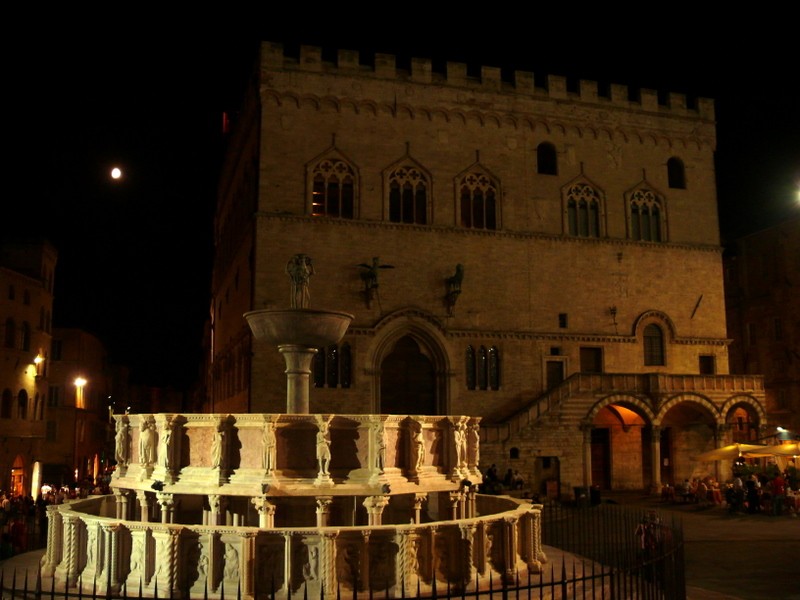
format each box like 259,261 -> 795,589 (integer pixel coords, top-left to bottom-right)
629,190 -> 664,242
459,171 -> 498,230
314,343 -> 352,388
667,157 -> 686,189
388,165 -> 428,224
466,345 -> 500,390
465,346 -> 476,390
643,324 -> 665,366
566,183 -> 601,237
537,142 -> 558,175
477,346 -> 488,390
488,346 -> 500,390
311,158 -> 356,218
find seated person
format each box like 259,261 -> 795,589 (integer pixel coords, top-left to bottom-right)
696,480 -> 709,505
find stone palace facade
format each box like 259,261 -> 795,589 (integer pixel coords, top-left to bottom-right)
207,42 -> 767,495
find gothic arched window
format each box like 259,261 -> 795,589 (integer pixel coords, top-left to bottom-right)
488,346 -> 500,390
459,171 -> 498,230
629,190 -> 664,242
566,183 -> 601,237
477,346 -> 488,390
465,346 -> 476,390
388,165 -> 428,224
311,158 -> 356,218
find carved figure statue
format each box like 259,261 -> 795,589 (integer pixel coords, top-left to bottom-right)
286,253 -> 314,309
469,423 -> 480,466
85,526 -> 96,567
197,547 -> 208,581
158,424 -> 172,468
373,421 -> 386,472
262,421 -> 277,473
303,545 -> 319,581
357,257 -> 394,291
129,535 -> 143,575
454,421 -> 467,468
413,429 -> 425,472
139,421 -> 155,465
224,544 -> 239,581
446,264 -> 464,292
211,426 -> 225,469
115,421 -> 128,465
316,417 -> 332,475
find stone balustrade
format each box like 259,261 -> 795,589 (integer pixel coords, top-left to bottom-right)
42,493 -> 546,598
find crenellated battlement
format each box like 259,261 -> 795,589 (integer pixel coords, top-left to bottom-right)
260,42 -> 715,121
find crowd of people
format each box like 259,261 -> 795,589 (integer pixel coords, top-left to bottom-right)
480,464 -> 527,495
661,466 -> 797,516
0,480 -> 112,561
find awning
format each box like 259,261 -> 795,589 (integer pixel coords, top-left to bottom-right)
768,442 -> 800,457
696,442 -> 800,461
695,443 -> 772,461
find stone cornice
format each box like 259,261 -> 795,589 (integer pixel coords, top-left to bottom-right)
256,213 -> 724,254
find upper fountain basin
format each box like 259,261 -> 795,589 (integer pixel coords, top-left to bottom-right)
244,309 -> 354,348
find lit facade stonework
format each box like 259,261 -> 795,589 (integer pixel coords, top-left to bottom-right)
0,239 -> 56,496
208,42 -> 767,495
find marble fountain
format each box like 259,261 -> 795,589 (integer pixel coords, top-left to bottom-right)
40,255 -> 546,598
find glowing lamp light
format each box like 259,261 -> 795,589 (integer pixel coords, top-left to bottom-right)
74,377 -> 87,387
34,355 -> 44,365
111,167 -> 122,180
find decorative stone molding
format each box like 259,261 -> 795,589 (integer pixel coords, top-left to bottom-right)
42,492 -> 544,598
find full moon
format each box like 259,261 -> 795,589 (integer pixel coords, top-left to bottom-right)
111,167 -> 122,179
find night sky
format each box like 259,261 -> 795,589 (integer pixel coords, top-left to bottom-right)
5,20 -> 798,388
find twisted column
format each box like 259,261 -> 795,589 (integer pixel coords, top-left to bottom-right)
100,523 -> 121,593
43,504 -> 63,574
151,528 -> 180,596
55,513 -> 81,586
320,531 -> 338,596
502,516 -> 518,584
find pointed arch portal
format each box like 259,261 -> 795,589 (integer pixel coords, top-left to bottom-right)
380,336 -> 436,415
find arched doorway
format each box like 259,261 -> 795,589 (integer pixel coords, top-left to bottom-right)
590,399 -> 655,490
380,336 -> 437,415
11,455 -> 25,497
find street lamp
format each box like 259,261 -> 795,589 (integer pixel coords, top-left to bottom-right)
74,377 -> 87,409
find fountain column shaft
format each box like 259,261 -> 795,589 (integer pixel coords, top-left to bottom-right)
279,345 -> 318,414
